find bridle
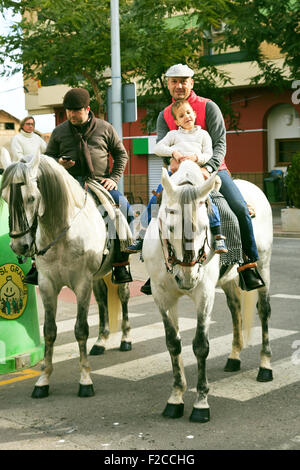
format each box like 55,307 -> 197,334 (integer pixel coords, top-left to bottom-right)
8,182 -> 38,240
158,205 -> 208,274
8,181 -> 88,257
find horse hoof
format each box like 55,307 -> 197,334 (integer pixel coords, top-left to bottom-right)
189,407 -> 210,423
89,345 -> 105,355
162,403 -> 184,419
78,384 -> 95,397
120,341 -> 132,352
257,367 -> 273,382
31,385 -> 49,399
224,358 -> 241,372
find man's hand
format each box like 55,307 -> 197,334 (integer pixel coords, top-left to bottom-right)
200,167 -> 210,180
100,178 -> 117,190
58,157 -> 75,169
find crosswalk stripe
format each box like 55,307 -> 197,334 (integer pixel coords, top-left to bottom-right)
51,317 -> 199,364
40,312 -> 143,336
215,289 -> 300,300
204,357 -> 300,401
92,327 -> 297,381
271,294 -> 300,300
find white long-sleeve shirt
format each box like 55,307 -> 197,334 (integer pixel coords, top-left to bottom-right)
10,129 -> 47,162
154,125 -> 213,165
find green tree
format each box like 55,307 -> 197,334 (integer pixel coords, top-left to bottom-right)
0,0 -> 115,114
218,0 -> 299,88
0,0 -> 233,123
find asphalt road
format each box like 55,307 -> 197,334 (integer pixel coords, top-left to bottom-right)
0,237 -> 299,453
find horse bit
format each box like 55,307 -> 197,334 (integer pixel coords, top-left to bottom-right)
158,207 -> 208,274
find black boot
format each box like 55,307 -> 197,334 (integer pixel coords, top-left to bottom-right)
112,263 -> 133,284
238,263 -> 265,291
140,278 -> 152,295
24,265 -> 38,285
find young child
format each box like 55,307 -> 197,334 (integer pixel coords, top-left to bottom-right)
126,100 -> 228,258
155,99 -> 214,171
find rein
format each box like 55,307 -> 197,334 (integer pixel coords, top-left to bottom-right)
158,216 -> 208,274
9,181 -> 88,257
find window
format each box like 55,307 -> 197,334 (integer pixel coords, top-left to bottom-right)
5,122 -> 15,130
275,138 -> 300,165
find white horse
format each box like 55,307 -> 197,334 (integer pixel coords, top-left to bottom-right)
0,149 -> 133,398
143,160 -> 273,422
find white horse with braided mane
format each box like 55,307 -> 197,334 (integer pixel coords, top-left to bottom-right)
0,148 -> 132,399
142,159 -> 273,423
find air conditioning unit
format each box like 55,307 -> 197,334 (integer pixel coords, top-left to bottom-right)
211,22 -> 226,35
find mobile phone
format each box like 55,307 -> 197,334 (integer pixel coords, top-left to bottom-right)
61,156 -> 73,161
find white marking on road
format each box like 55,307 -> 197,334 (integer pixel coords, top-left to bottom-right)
271,294 -> 300,300
215,289 -> 300,300
206,357 -> 300,401
51,317 -> 200,364
92,328 -> 297,381
39,312 -> 143,335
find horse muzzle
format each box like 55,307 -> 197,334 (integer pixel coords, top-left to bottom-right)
174,267 -> 199,291
9,235 -> 35,258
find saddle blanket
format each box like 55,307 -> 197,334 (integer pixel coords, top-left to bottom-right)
210,190 -> 244,266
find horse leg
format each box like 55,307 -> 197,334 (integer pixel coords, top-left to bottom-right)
75,285 -> 95,397
90,279 -> 109,355
256,287 -> 273,381
32,285 -> 58,398
222,281 -> 243,372
118,283 -> 132,351
189,295 -> 214,423
160,302 -> 187,419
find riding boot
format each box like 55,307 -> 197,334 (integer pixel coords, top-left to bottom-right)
237,262 -> 265,291
23,262 -> 38,285
112,237 -> 133,284
140,278 -> 152,295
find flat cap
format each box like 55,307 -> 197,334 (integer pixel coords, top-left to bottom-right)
63,88 -> 90,109
165,64 -> 194,78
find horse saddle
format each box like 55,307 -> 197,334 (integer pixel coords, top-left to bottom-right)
85,178 -> 133,251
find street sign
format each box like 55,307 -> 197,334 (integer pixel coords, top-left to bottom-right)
106,83 -> 137,124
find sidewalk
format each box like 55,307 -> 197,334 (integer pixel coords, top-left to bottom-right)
272,204 -> 300,239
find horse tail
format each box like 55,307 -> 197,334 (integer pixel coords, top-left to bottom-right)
104,274 -> 121,333
241,289 -> 258,346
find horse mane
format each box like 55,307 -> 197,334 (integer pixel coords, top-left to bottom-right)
0,155 -> 88,235
38,156 -> 87,233
170,161 -> 206,207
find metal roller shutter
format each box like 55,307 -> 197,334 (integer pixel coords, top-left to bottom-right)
147,155 -> 164,199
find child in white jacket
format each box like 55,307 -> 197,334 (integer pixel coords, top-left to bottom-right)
154,100 -> 213,169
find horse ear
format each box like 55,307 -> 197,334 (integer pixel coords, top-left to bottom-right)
161,167 -> 175,196
0,147 -> 12,169
195,172 -> 220,201
24,151 -> 40,174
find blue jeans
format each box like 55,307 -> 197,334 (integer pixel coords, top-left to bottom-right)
218,170 -> 258,262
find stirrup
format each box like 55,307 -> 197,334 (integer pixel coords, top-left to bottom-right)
237,262 -> 265,291
111,262 -> 133,284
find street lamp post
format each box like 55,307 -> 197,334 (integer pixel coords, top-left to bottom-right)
110,0 -> 124,193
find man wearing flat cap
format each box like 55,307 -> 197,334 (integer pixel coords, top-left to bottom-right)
156,63 -> 264,291
45,87 -> 133,284
128,64 -> 264,294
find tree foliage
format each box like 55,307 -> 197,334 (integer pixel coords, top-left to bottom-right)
0,0 -> 298,127
218,0 -> 299,88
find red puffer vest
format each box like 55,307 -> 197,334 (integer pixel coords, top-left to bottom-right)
163,90 -> 227,171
